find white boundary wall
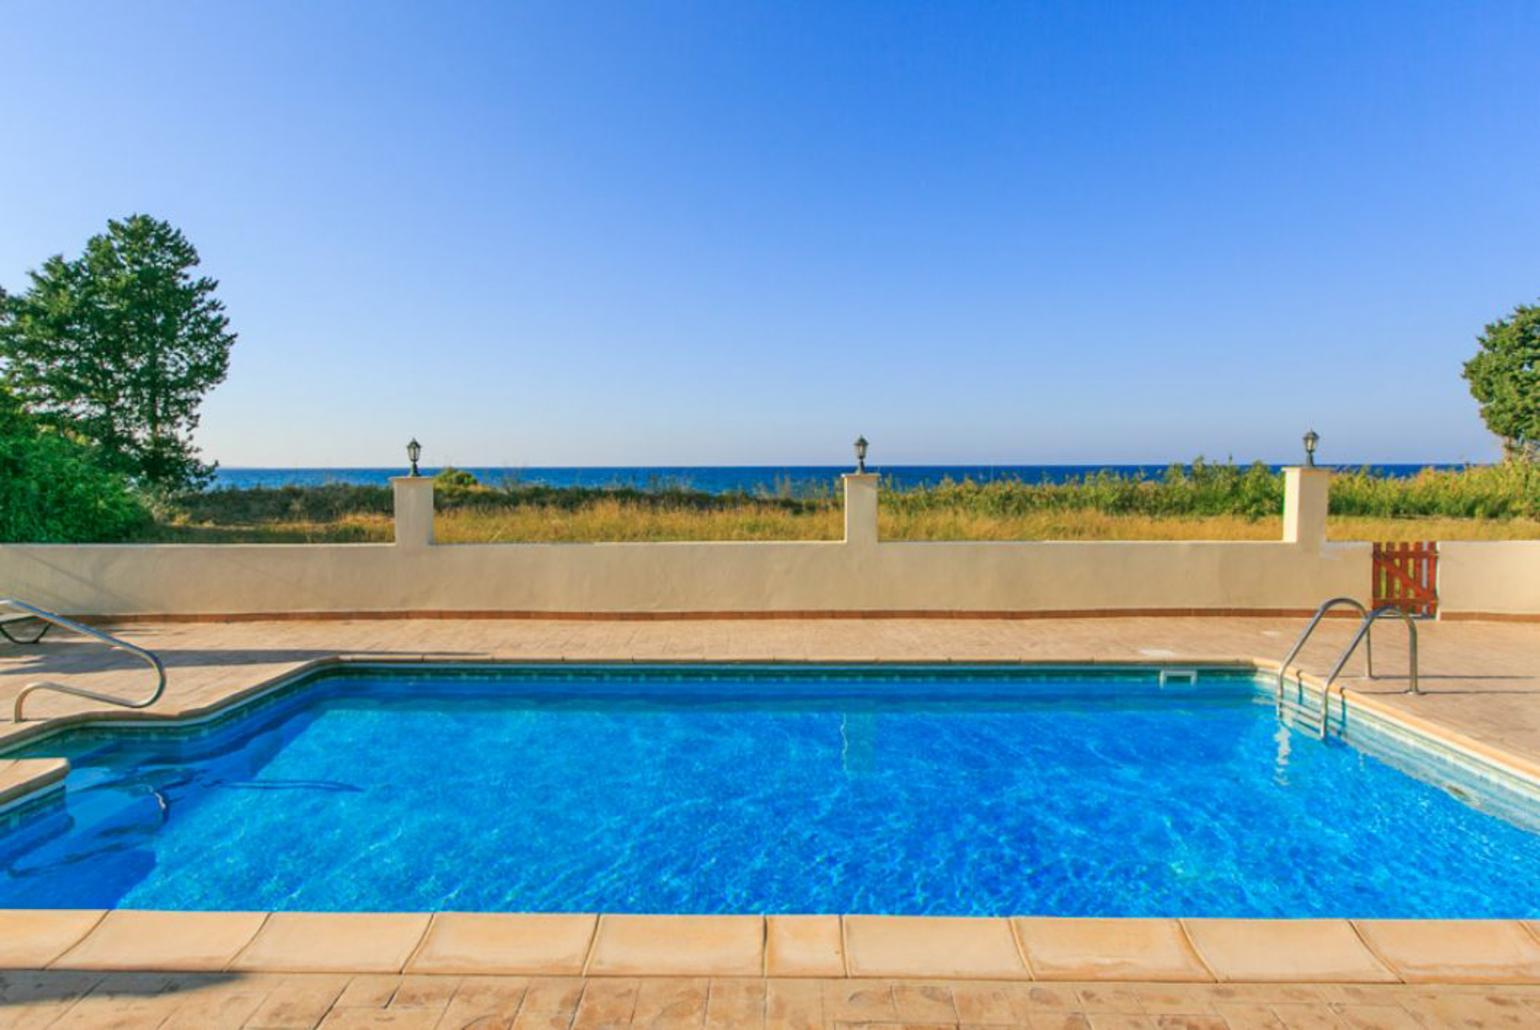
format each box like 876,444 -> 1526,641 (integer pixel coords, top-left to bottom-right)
0,469 -> 1393,618
1438,542 -> 1540,618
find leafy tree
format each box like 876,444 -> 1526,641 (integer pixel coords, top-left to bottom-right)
1463,301 -> 1540,462
0,214 -> 236,491
0,385 -> 150,542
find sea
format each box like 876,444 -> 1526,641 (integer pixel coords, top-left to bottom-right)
211,464 -> 1462,496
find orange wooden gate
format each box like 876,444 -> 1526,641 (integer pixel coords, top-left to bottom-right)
1372,542 -> 1438,616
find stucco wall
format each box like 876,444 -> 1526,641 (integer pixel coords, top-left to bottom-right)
0,536 -> 1372,617
1438,542 -> 1540,617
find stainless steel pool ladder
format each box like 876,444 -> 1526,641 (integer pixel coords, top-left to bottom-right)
3,599 -> 167,722
1276,597 -> 1419,740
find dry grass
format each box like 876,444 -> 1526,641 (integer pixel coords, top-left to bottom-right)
144,500 -> 1540,543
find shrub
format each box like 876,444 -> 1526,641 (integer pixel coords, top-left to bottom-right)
0,388 -> 150,542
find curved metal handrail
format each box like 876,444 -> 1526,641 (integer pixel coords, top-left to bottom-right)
1314,605 -> 1419,739
3,599 -> 166,722
1276,597 -> 1372,714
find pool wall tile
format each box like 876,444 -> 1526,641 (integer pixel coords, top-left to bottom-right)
842,915 -> 1029,980
228,911 -> 431,973
407,913 -> 597,975
585,914 -> 765,976
1353,920 -> 1540,983
765,915 -> 845,977
1012,917 -> 1212,982
1180,919 -> 1398,983
0,909 -> 105,968
50,909 -> 268,971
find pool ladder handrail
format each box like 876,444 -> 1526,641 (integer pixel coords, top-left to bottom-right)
3,599 -> 167,723
1276,597 -> 1419,740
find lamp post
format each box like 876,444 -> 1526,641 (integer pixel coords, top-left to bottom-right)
1303,429 -> 1319,468
407,438 -> 422,477
854,435 -> 869,474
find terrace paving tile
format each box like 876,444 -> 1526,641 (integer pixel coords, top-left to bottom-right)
407,913 -> 598,976
1179,921 -> 1396,984
50,910 -> 267,972
629,975 -> 709,1027
587,916 -> 766,978
0,909 -> 105,969
1013,919 -> 1212,983
230,913 -> 432,974
1352,920 -> 1540,984
843,917 -> 1029,981
767,916 -> 846,978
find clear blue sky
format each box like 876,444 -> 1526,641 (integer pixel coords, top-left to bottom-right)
3,2 -> 1538,468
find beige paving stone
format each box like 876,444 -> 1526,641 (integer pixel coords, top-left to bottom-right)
1353,919 -> 1540,983
407,912 -> 597,976
518,975 -> 586,1015
389,972 -> 460,1010
630,975 -> 709,1027
891,982 -> 957,1021
1328,1004 -> 1422,1029
764,977 -> 823,1030
158,983 -> 270,1029
51,909 -> 267,972
438,973 -> 529,1014
231,912 -> 431,973
822,979 -> 897,1022
241,973 -> 351,1029
1210,1002 -> 1287,1030
766,916 -> 845,978
318,1007 -> 442,1028
586,915 -> 765,977
704,977 -> 766,1028
571,976 -> 640,1028
1179,921 -> 1396,984
0,909 -> 105,969
1014,919 -> 1212,983
333,973 -> 403,1008
843,916 -> 1028,981
949,981 -> 1028,1024
1085,1014 -> 1158,1030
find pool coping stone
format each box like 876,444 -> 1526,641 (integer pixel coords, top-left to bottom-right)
8,911 -> 1540,984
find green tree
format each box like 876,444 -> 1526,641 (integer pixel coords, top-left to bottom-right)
0,384 -> 149,542
1464,301 -> 1540,462
0,214 -> 236,491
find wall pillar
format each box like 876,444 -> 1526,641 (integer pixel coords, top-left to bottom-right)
843,473 -> 879,548
1282,466 -> 1330,548
392,476 -> 435,548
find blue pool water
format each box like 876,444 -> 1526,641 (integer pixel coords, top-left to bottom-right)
3,664 -> 1539,916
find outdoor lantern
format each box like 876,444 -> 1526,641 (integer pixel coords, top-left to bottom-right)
406,438 -> 422,477
1303,429 -> 1319,468
854,435 -> 869,473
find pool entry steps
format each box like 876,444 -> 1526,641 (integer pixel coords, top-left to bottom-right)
1274,595 -> 1420,739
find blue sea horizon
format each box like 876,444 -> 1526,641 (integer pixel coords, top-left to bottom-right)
213,462 -> 1468,496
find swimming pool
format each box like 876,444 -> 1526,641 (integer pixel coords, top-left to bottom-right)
4,663 -> 1538,917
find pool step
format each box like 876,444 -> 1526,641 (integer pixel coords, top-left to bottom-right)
1276,688 -> 1332,738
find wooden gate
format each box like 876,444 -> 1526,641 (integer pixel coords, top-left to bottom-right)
1372,542 -> 1438,616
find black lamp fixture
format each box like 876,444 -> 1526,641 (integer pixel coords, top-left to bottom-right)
854,435 -> 869,473
1303,429 -> 1319,468
406,438 -> 422,477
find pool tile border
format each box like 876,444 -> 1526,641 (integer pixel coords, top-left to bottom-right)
230,911 -> 433,973
11,912 -> 1540,984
